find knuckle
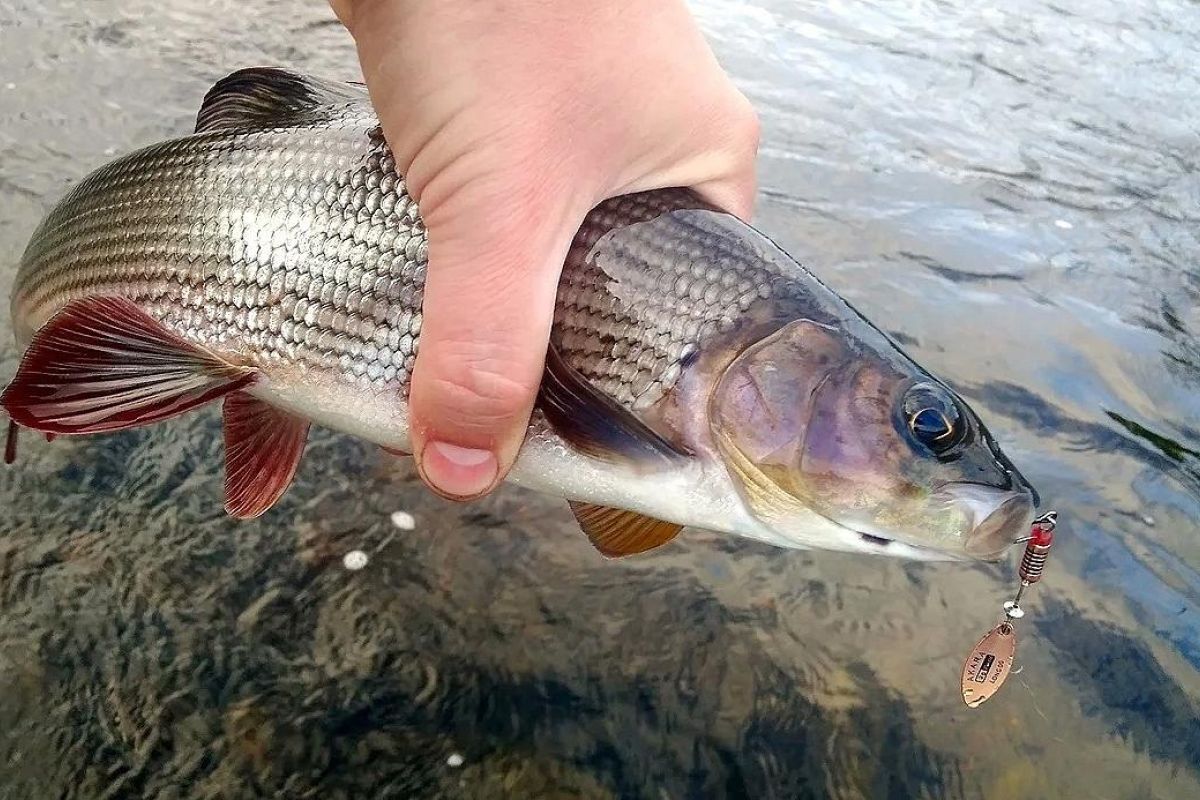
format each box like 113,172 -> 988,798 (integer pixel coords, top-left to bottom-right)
421,343 -> 537,428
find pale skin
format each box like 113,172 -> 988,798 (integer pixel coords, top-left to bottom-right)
328,0 -> 759,499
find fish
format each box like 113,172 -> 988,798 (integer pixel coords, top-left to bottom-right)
1,67 -> 1039,561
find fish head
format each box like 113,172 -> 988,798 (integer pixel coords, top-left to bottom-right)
710,319 -> 1038,560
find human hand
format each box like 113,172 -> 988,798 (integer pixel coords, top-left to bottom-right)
329,0 -> 759,499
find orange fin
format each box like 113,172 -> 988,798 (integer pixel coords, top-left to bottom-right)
568,501 -> 682,558
223,391 -> 310,519
0,297 -> 256,435
4,420 -> 17,465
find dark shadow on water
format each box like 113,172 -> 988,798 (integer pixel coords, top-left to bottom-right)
4,648 -> 961,800
1035,597 -> 1200,776
899,251 -> 1025,284
0,493 -> 962,799
972,381 -> 1200,497
1105,410 -> 1200,463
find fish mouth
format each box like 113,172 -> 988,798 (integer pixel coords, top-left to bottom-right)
964,494 -> 1036,559
827,484 -> 1035,561
944,483 -> 1037,560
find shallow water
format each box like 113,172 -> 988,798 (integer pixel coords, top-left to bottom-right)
1,0 -> 1198,797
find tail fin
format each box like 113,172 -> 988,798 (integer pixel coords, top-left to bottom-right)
1,297 -> 257,435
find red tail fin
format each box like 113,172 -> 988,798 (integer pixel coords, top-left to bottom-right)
1,297 -> 257,434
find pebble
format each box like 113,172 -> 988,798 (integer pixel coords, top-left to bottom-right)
390,510 -> 416,530
446,753 -> 464,768
342,550 -> 369,570
1054,219 -> 1073,229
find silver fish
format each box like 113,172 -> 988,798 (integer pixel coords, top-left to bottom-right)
2,67 -> 1038,560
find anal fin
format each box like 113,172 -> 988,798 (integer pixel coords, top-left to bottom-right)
569,501 -> 682,558
0,296 -> 256,435
223,392 -> 310,519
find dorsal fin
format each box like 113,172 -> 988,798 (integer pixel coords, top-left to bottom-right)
195,67 -> 371,133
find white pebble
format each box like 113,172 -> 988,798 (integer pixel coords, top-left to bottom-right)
342,550 -> 369,570
390,510 -> 416,530
1054,219 -> 1073,229
446,753 -> 464,768
4,83 -> 15,90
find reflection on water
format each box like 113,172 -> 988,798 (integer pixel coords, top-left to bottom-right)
1,0 -> 1198,797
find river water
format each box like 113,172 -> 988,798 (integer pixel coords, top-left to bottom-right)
1,1 -> 1198,798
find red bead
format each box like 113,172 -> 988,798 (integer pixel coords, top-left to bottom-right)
1030,524 -> 1054,548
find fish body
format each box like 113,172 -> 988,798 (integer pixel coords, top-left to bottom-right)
3,68 -> 1038,560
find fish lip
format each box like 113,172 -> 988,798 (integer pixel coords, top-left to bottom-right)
941,483 -> 1037,560
964,494 -> 1036,559
974,419 -> 1040,506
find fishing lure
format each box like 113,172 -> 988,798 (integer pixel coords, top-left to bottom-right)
960,511 -> 1058,707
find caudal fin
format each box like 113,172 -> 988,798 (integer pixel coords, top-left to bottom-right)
0,296 -> 317,517
0,297 -> 257,434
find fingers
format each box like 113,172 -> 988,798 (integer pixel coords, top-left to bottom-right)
326,0 -> 354,27
334,0 -> 763,504
692,164 -> 759,222
408,161 -> 587,499
687,88 -> 761,221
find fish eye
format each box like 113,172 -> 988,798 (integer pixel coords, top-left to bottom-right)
901,383 -> 966,455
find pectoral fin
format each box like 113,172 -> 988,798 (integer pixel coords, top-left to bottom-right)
223,392 -> 310,519
539,346 -> 689,469
569,502 -> 682,558
0,297 -> 257,435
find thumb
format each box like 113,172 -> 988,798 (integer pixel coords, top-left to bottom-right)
409,168 -> 586,500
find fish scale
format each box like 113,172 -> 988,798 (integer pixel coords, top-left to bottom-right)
3,66 -> 1039,560
556,194 -> 801,408
15,122 -> 429,388
13,118 -> 769,410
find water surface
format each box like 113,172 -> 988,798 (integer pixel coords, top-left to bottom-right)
1,0 -> 1198,797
